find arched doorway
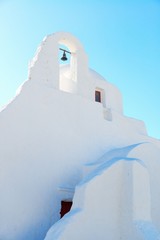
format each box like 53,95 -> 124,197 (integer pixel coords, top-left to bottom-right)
60,200 -> 73,218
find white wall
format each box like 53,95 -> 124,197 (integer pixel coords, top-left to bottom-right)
45,142 -> 160,240
0,32 -> 158,240
128,143 -> 160,230
45,158 -> 150,240
0,80 -> 151,240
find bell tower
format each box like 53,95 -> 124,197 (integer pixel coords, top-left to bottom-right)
28,32 -> 89,95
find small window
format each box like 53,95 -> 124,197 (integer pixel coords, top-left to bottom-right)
95,90 -> 101,103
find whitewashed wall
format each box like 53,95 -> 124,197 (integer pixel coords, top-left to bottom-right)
0,32 -> 159,240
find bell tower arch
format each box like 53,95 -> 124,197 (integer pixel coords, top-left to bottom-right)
29,32 -> 88,95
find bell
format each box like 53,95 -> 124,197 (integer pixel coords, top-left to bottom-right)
61,51 -> 67,61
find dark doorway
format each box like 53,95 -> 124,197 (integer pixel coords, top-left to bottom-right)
95,90 -> 101,103
60,200 -> 73,218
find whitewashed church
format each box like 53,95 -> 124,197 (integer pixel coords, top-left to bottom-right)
0,32 -> 160,240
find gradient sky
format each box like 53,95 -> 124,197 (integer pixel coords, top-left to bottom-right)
0,0 -> 159,139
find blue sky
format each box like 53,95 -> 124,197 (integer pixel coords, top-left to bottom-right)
0,0 -> 159,139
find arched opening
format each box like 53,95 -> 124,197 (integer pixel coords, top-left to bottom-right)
59,42 -> 77,94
